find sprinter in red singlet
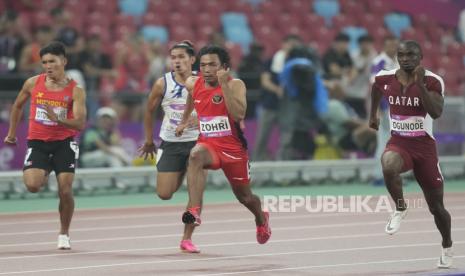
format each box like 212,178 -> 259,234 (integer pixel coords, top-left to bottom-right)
3,41 -> 87,250
175,45 -> 271,247
369,40 -> 452,268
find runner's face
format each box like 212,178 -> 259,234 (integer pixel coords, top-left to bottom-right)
41,54 -> 66,79
170,48 -> 194,74
397,44 -> 421,72
199,54 -> 222,83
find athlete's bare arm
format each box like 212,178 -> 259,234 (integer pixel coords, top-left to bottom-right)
138,77 -> 165,159
4,76 -> 37,145
175,76 -> 197,137
369,82 -> 383,131
218,68 -> 246,121
414,66 -> 444,119
45,86 -> 87,131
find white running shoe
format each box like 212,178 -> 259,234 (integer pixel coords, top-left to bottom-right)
437,247 -> 453,268
57,234 -> 71,250
385,209 -> 407,235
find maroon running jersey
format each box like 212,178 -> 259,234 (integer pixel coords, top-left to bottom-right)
374,69 -> 444,139
375,69 -> 445,188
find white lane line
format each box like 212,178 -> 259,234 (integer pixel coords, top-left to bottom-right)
1,196 -> 464,226
1,242 -> 464,275
0,215 -> 464,250
0,208 -> 249,226
0,210 -> 405,236
2,211 -> 465,238
0,201 -> 240,217
0,229 -> 464,261
192,256 -> 465,276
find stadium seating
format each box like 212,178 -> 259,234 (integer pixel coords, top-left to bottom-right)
2,0 -> 464,96
140,25 -> 169,43
118,0 -> 148,16
342,26 -> 368,52
384,12 -> 412,37
313,0 -> 340,26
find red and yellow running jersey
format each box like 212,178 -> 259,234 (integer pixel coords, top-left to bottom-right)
28,74 -> 78,141
193,76 -> 247,152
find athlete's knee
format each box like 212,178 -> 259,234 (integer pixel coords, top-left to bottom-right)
157,191 -> 173,200
382,165 -> 400,179
58,186 -> 73,198
235,192 -> 256,206
23,175 -> 46,193
25,183 -> 42,193
428,203 -> 446,216
188,149 -> 206,167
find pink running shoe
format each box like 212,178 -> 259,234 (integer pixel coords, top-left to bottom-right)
256,211 -> 271,244
180,239 -> 200,253
182,207 -> 201,226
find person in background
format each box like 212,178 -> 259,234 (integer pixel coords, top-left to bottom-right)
252,34 -> 301,160
18,25 -> 54,74
344,34 -> 377,119
371,35 -> 399,185
79,34 -> 117,119
79,107 -> 131,168
278,46 -> 328,160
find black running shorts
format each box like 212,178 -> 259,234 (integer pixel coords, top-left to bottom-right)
156,140 -> 196,172
23,137 -> 79,174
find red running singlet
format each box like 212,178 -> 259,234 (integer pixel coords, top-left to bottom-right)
28,74 -> 78,141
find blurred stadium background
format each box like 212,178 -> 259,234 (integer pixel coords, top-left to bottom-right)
1,0 -> 465,199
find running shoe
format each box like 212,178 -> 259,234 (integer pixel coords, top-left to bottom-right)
180,239 -> 200,253
256,211 -> 271,244
182,207 -> 201,226
437,246 -> 453,268
57,234 -> 71,250
385,209 -> 408,235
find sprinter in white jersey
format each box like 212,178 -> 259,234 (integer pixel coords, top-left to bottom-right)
139,41 -> 201,253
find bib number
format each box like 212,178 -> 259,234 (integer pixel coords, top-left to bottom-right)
390,115 -> 426,137
35,106 -> 67,126
199,116 -> 232,137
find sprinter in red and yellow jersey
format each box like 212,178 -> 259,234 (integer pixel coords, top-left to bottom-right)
4,41 -> 87,250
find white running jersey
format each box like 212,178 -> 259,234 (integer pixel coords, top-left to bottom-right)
159,72 -> 199,142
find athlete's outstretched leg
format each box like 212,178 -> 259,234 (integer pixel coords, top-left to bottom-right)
56,173 -> 75,236
381,151 -> 407,211
182,145 -> 212,225
231,184 -> 265,225
382,150 -> 410,235
422,186 -> 452,247
231,183 -> 271,244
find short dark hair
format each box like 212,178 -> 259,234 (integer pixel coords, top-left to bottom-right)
334,33 -> 350,42
283,34 -> 302,43
358,34 -> 373,44
50,7 -> 63,17
198,45 -> 231,68
287,46 -> 312,61
170,40 -> 195,57
400,40 -> 423,56
383,35 -> 398,43
39,41 -> 66,58
36,25 -> 52,33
